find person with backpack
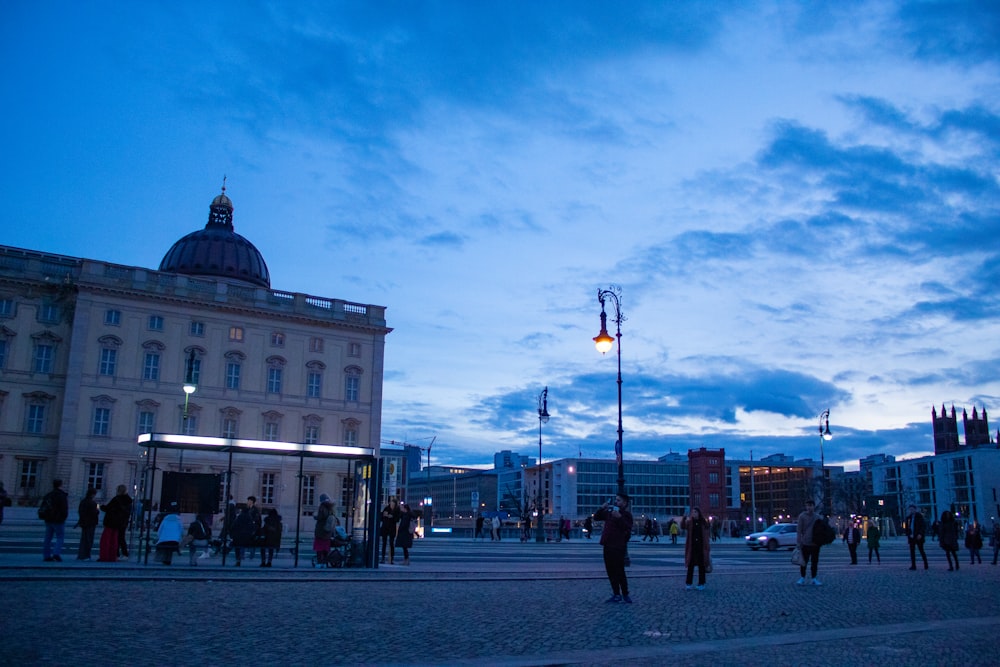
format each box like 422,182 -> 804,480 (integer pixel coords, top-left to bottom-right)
795,499 -> 822,585
40,479 -> 70,562
186,513 -> 212,566
259,508 -> 282,567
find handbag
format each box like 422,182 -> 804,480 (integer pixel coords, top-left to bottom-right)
791,546 -> 804,566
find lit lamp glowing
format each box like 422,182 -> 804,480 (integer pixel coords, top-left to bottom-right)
818,409 -> 832,511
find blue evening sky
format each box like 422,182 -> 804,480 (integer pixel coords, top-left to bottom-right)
3,2 -> 999,470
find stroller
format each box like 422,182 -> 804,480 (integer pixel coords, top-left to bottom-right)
313,526 -> 351,568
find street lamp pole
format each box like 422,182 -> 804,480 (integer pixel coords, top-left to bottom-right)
818,409 -> 833,512
594,286 -> 625,495
536,387 -> 549,543
180,350 -> 197,471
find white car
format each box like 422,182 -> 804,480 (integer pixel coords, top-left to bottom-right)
745,523 -> 798,551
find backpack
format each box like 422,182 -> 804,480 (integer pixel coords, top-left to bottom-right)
812,517 -> 836,546
37,495 -> 53,521
189,519 -> 209,541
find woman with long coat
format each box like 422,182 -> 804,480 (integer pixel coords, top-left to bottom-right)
98,485 -> 132,562
939,510 -> 960,571
259,508 -> 282,567
682,507 -> 711,590
395,503 -> 416,565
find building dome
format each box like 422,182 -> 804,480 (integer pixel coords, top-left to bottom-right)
159,187 -> 271,288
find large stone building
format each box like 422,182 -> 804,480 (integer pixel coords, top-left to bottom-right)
0,188 -> 391,524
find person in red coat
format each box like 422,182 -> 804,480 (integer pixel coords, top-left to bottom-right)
682,507 -> 711,590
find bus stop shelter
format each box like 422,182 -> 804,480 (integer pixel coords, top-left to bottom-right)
136,433 -> 383,568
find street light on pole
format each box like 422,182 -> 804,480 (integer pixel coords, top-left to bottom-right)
594,286 -> 625,495
818,409 -> 833,511
180,350 -> 197,471
536,387 -> 549,543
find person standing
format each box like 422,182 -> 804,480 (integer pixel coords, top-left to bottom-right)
75,487 -> 100,561
965,520 -> 983,564
231,501 -> 259,566
40,479 -> 69,562
990,522 -> 1000,565
682,507 -> 711,590
491,515 -> 501,541
795,499 -> 821,585
380,497 -> 400,564
939,510 -> 960,571
651,518 -> 660,542
595,492 -> 634,603
904,504 -> 928,570
259,508 -> 282,567
396,503 -> 416,565
0,481 -> 10,526
843,521 -> 861,565
584,515 -> 593,539
475,514 -> 485,540
866,522 -> 881,564
312,493 -> 336,568
669,521 -> 679,544
98,484 -> 132,561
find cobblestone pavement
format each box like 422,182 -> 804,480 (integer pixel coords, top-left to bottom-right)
1,539 -> 997,666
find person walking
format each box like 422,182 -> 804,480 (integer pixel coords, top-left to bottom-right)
75,487 -> 100,561
98,484 -> 132,561
491,515 -> 501,541
682,507 -> 711,590
380,497 -> 400,563
904,504 -> 928,570
843,521 -> 861,565
475,514 -> 485,540
990,522 -> 1000,565
40,479 -> 69,562
584,515 -> 593,539
396,503 -> 416,565
259,508 -> 282,567
939,510 -> 960,571
866,522 -> 881,564
595,491 -> 634,603
642,517 -> 653,542
652,518 -> 660,542
795,499 -> 821,585
965,520 -> 983,564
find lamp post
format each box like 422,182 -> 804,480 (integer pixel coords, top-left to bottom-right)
818,409 -> 833,511
180,350 -> 197,471
594,286 -> 625,495
536,387 -> 549,543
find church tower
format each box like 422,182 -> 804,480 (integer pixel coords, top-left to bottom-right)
963,406 -> 991,448
932,404 -> 960,454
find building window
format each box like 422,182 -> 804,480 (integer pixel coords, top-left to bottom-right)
190,321 -> 205,336
99,347 -> 118,377
104,309 -> 121,326
25,404 -> 45,434
709,472 -> 719,484
261,473 -> 276,505
344,370 -> 360,402
137,410 -> 155,435
38,302 -> 60,323
709,492 -> 720,508
0,339 -> 7,370
148,315 -> 164,331
181,413 -> 198,436
264,422 -> 280,441
341,476 -> 354,511
225,361 -> 241,390
182,351 -> 203,386
0,298 -> 14,317
270,332 -> 285,347
222,418 -> 238,438
92,407 -> 111,436
302,475 -> 316,507
143,352 -> 160,381
307,371 -> 322,398
344,427 -> 358,447
86,462 -> 106,492
33,343 -> 54,373
310,337 -> 324,353
229,326 -> 244,342
349,342 -> 361,357
267,368 -> 282,394
304,424 -> 320,444
19,459 -> 39,490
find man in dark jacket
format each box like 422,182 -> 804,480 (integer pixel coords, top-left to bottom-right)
76,487 -> 100,560
595,491 -> 634,603
904,504 -> 928,570
41,479 -> 70,562
843,521 -> 862,565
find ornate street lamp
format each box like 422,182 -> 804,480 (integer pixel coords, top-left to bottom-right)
536,387 -> 549,543
818,409 -> 833,510
594,286 -> 625,495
